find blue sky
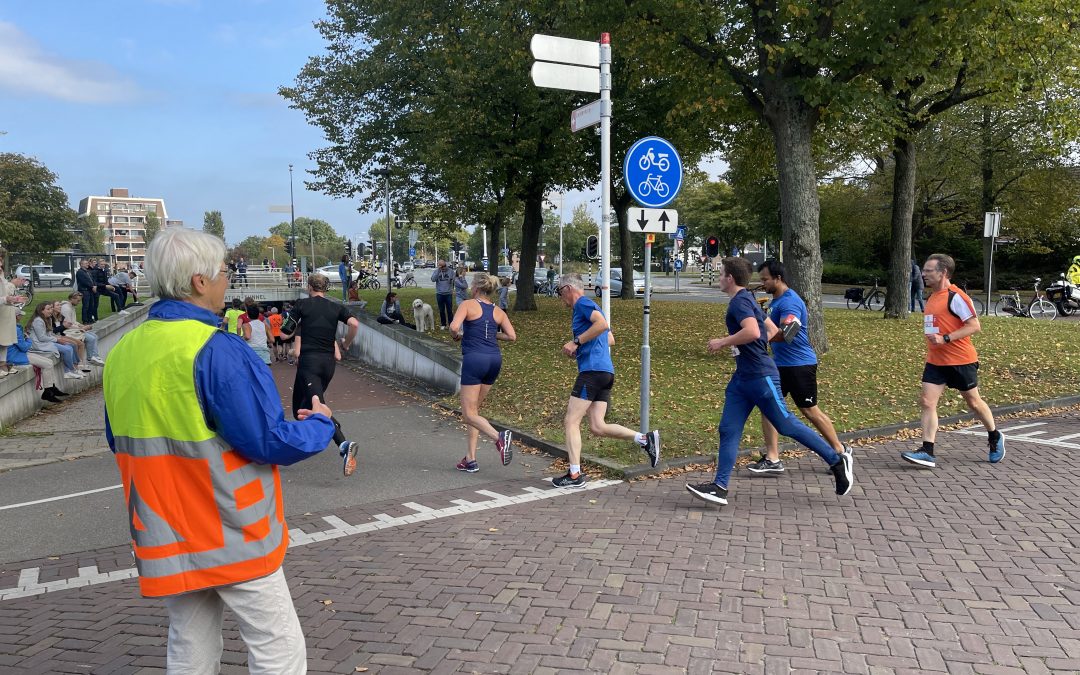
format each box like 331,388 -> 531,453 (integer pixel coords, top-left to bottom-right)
1,1 -> 721,248
0,0 -> 385,245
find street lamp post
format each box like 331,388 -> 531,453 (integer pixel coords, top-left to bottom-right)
481,224 -> 488,270
372,168 -> 392,290
287,163 -> 295,265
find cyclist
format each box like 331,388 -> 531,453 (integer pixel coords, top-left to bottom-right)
901,254 -> 1004,469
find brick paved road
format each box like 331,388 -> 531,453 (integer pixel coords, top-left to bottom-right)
2,413 -> 1080,673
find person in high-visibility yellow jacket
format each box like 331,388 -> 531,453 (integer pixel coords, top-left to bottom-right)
1068,256 -> 1080,285
104,227 -> 336,673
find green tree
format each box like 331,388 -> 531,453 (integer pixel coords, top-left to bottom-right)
203,211 -> 225,240
76,212 -> 105,254
0,153 -> 76,253
237,235 -> 267,261
679,180 -> 753,261
143,211 -> 160,246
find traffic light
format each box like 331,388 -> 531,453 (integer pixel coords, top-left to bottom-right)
452,240 -> 462,256
705,236 -> 720,258
586,235 -> 598,259
285,239 -> 295,256
345,239 -> 353,258
357,242 -> 366,258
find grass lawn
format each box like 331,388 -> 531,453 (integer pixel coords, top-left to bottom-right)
354,287 -> 1080,465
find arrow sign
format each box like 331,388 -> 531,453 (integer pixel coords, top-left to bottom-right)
530,34 -> 600,67
571,99 -> 602,132
627,208 -> 679,234
531,62 -> 599,93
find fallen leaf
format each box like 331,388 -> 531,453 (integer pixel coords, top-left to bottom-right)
488,528 -> 499,532
322,599 -> 333,605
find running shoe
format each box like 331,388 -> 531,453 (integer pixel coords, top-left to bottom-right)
340,441 -> 359,477
900,450 -> 936,468
988,433 -> 1006,463
89,356 -> 105,366
551,472 -> 587,488
643,430 -> 660,468
496,430 -> 513,466
747,456 -> 785,474
685,481 -> 728,505
456,457 -> 479,473
830,450 -> 854,496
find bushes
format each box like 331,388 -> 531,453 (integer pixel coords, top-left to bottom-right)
821,263 -> 887,285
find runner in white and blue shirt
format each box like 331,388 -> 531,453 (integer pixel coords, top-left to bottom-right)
686,257 -> 853,506
748,260 -> 849,475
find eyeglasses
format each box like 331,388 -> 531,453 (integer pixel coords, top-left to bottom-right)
555,284 -> 570,295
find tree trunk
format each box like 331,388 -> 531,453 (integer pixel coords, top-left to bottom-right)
885,136 -> 916,319
765,99 -> 827,352
513,186 -> 545,311
614,191 -> 634,298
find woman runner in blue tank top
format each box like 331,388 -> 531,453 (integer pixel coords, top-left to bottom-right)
449,272 -> 517,473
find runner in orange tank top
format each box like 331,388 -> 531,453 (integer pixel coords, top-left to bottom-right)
900,253 -> 1005,469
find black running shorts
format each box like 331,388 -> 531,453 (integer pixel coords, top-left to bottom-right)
922,362 -> 979,392
571,371 -> 614,404
777,364 -> 818,408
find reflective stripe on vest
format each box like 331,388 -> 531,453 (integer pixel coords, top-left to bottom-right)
104,317 -> 287,597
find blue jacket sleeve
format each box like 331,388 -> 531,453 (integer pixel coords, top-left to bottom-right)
197,332 -> 335,465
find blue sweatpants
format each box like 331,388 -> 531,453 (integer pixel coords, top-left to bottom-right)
714,374 -> 840,488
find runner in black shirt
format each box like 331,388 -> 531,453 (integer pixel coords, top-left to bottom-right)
282,273 -> 362,476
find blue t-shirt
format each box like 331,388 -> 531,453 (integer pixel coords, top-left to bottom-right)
727,288 -> 778,378
769,288 -> 817,367
572,296 -> 614,374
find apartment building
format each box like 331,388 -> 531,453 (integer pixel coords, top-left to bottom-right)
77,188 -> 169,269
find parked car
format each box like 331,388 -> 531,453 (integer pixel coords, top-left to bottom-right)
533,268 -> 559,292
595,268 -> 645,298
400,262 -> 414,272
497,265 -> 517,282
316,264 -> 361,284
15,264 -> 73,287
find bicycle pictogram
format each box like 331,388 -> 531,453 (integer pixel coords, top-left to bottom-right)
637,148 -> 670,172
637,174 -> 670,198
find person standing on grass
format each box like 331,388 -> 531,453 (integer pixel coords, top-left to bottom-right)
280,273 -> 362,476
748,260 -> 850,475
901,253 -> 1004,469
554,274 -> 659,488
686,257 -> 853,506
449,273 -> 516,473
338,255 -> 350,302
103,226 -> 335,673
431,260 -> 455,330
910,258 -> 925,312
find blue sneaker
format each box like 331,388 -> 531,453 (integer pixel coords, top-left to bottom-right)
988,433 -> 1005,463
900,450 -> 936,468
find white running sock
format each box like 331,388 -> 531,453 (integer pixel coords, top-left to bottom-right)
570,464 -> 581,476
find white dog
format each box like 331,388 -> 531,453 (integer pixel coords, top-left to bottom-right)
412,298 -> 435,332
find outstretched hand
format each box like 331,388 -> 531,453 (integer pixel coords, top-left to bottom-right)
297,394 -> 332,420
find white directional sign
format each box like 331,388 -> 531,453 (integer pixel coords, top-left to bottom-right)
530,34 -> 600,67
571,99 -> 602,132
627,208 -> 679,234
530,61 -> 599,93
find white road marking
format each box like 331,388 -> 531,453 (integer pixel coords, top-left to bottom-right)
952,422 -> 1080,450
0,485 -> 122,512
0,479 -> 623,601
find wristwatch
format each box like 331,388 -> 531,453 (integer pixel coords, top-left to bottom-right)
943,334 -> 951,343
573,336 -> 582,346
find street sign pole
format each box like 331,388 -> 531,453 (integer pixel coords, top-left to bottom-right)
641,234 -> 653,433
600,33 -> 612,325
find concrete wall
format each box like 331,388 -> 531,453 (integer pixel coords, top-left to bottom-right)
341,303 -> 462,394
0,304 -> 152,430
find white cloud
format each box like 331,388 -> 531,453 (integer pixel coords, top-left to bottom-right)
0,21 -> 144,104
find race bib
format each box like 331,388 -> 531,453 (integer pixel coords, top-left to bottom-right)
923,315 -> 938,335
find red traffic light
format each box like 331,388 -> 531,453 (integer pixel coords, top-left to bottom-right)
705,236 -> 720,258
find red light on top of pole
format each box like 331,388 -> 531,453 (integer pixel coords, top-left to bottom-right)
601,33 -> 610,44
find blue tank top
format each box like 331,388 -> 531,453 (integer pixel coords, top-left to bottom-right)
461,301 -> 500,355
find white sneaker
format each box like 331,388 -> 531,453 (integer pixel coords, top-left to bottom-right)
63,371 -> 81,380
118,310 -> 130,316
89,356 -> 105,366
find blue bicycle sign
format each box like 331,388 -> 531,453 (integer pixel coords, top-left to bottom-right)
624,137 -> 682,208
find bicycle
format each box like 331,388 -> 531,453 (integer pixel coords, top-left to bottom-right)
357,273 -> 381,290
536,279 -> 558,297
636,174 -> 670,199
953,281 -> 985,315
844,278 -> 885,310
12,284 -> 33,308
993,277 -> 1056,320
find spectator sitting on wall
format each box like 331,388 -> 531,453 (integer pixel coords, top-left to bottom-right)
7,307 -> 69,403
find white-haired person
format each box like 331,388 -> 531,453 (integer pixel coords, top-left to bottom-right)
449,272 -> 516,472
102,227 -> 337,673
